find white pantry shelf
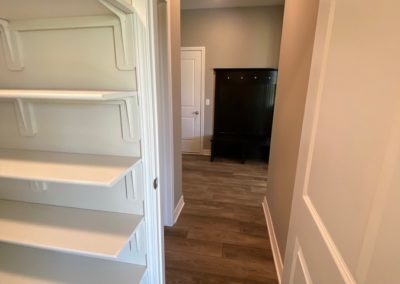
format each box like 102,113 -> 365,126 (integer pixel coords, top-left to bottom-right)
0,0 -> 135,21
0,149 -> 140,187
0,199 -> 143,259
0,242 -> 145,284
0,89 -> 137,101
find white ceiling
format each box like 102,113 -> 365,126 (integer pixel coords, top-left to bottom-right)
181,0 -> 284,10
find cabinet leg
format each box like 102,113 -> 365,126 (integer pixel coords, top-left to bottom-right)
241,144 -> 246,164
210,141 -> 215,162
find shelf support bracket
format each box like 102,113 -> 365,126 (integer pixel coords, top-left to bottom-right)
0,19 -> 24,71
131,0 -> 147,26
14,99 -> 37,137
98,0 -> 146,25
125,169 -> 138,200
98,0 -> 136,70
114,97 -> 140,142
30,181 -> 48,192
121,97 -> 140,142
129,221 -> 143,254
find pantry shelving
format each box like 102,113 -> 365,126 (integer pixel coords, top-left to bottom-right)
0,0 -> 163,281
0,242 -> 146,284
0,89 -> 137,101
0,200 -> 143,259
0,149 -> 140,187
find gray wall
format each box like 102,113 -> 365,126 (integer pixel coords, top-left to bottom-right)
267,0 -> 320,259
181,6 -> 284,149
170,0 -> 183,207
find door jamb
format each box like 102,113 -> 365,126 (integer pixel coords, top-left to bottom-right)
156,0 -> 175,227
134,0 -> 165,282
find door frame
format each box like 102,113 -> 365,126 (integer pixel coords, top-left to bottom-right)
156,0 -> 175,228
181,46 -> 207,155
134,0 -> 165,282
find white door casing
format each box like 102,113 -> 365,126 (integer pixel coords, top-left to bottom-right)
134,0 -> 165,282
283,0 -> 400,283
181,47 -> 205,154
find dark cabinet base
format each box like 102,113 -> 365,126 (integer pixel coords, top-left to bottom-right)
211,68 -> 277,164
210,136 -> 270,164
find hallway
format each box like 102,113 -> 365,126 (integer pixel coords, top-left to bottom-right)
165,155 -> 278,283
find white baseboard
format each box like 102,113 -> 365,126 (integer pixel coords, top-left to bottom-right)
173,195 -> 185,224
182,149 -> 210,156
262,196 -> 283,283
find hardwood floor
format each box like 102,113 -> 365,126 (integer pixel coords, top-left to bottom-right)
164,155 -> 278,284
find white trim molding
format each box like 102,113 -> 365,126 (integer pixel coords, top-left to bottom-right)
303,196 -> 356,283
173,195 -> 185,224
262,196 -> 283,283
134,0 -> 165,282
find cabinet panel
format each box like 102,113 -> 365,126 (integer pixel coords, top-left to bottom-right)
211,68 -> 278,162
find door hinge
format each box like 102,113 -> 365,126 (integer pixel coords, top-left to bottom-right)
153,177 -> 158,190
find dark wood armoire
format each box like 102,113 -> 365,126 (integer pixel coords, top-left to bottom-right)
210,68 -> 278,163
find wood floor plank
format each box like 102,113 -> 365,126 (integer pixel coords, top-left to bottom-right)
181,200 -> 266,225
164,235 -> 223,257
174,214 -> 242,233
165,155 -> 278,283
164,227 -> 188,238
166,268 -> 271,284
222,243 -> 274,264
166,251 -> 278,283
187,229 -> 269,249
239,222 -> 270,238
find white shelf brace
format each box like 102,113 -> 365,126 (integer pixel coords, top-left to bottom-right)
98,0 -> 137,70
30,181 -> 48,192
14,99 -> 37,137
0,19 -> 24,71
98,0 -> 147,26
129,220 -> 144,254
116,96 -> 141,143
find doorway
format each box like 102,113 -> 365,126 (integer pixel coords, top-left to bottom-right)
164,1 -> 285,283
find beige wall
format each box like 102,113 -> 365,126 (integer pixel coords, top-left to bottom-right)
170,0 -> 183,206
266,0 -> 320,258
181,6 -> 284,149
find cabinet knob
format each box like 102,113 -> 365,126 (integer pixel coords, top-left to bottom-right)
193,111 -> 199,115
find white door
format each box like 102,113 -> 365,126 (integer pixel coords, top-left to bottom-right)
283,0 -> 400,283
181,48 -> 204,153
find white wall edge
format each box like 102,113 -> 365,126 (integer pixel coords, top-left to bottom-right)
262,196 -> 283,283
156,0 -> 175,228
173,195 -> 185,224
